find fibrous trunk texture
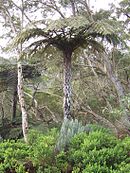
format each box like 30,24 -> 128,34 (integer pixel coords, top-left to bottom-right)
17,62 -> 28,142
63,51 -> 72,119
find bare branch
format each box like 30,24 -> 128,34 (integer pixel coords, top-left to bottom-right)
41,0 -> 65,19
9,0 -> 37,27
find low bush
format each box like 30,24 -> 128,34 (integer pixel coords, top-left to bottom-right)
56,129 -> 130,173
28,129 -> 58,170
0,126 -> 130,173
67,131 -> 130,172
0,140 -> 32,173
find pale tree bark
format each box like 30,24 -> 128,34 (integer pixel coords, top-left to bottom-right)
17,0 -> 28,142
17,61 -> 28,142
70,0 -> 76,16
63,51 -> 72,119
1,92 -> 6,126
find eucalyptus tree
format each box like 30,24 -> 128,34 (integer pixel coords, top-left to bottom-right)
14,0 -> 119,121
0,0 -> 29,142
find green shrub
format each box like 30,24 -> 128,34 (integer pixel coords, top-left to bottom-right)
67,130 -> 130,173
28,129 -> 58,172
0,129 -> 58,173
0,140 -> 31,173
0,127 -> 130,173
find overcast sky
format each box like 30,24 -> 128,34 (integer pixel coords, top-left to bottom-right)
91,0 -> 120,11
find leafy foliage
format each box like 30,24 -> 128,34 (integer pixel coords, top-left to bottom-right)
0,128 -> 130,173
58,130 -> 130,173
12,15 -> 120,57
28,129 -> 58,169
0,140 -> 31,173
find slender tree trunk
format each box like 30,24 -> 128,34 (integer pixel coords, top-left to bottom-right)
70,0 -> 76,16
63,51 -> 72,119
17,0 -> 28,143
1,92 -> 5,126
17,62 -> 28,142
104,54 -> 125,99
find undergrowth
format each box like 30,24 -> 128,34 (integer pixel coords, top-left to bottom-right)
0,123 -> 130,173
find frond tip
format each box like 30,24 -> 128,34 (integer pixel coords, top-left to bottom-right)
12,28 -> 48,47
89,20 -> 120,45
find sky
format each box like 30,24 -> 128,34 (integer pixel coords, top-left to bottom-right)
91,0 -> 120,11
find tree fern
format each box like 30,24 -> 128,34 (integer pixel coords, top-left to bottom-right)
11,12 -> 120,119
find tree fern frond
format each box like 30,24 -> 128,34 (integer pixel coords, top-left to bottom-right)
26,39 -> 50,55
88,20 -> 120,45
46,15 -> 90,31
11,16 -> 120,54
91,20 -> 115,35
12,28 -> 48,47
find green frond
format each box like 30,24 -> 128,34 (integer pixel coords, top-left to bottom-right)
45,15 -> 89,31
91,21 -> 114,35
88,20 -> 120,45
12,28 -> 47,47
11,16 -> 120,54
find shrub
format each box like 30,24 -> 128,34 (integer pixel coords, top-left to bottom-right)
0,127 -> 130,173
67,130 -> 130,173
0,140 -> 31,173
28,129 -> 58,172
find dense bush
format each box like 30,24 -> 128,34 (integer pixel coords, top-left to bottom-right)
67,131 -> 130,173
28,129 -> 58,172
0,140 -> 32,173
0,127 -> 130,173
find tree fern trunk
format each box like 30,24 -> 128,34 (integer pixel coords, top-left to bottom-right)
63,51 -> 72,119
17,62 -> 28,142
